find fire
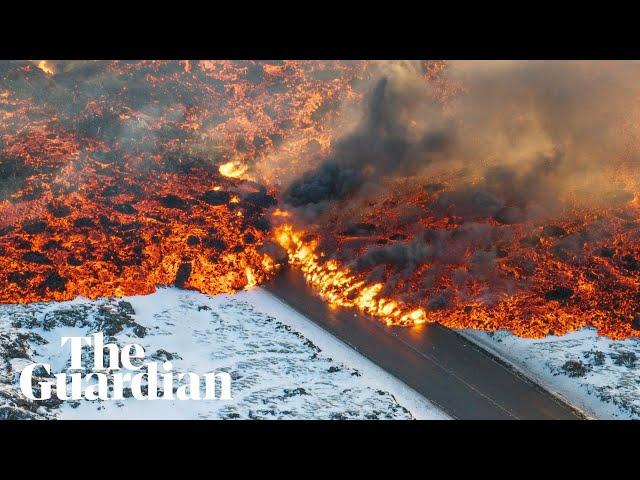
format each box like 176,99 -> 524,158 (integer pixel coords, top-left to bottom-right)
0,60 -> 363,304
245,266 -> 257,289
2,60 -> 639,340
219,161 -> 248,179
276,225 -> 427,326
35,60 -> 55,75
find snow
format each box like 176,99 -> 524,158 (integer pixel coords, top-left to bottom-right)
461,328 -> 640,419
0,287 -> 447,420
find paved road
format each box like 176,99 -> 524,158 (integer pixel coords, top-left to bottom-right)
266,268 -> 585,420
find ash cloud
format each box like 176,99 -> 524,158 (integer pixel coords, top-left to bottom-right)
285,60 -> 640,220
284,68 -> 455,213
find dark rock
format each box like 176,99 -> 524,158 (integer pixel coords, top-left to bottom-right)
622,254 -> 640,271
39,271 -> 67,293
117,301 -> 135,316
22,251 -> 52,265
73,217 -> 95,228
174,262 -> 192,289
47,202 -> 71,218
67,255 -> 83,266
151,349 -> 182,362
22,220 -> 48,234
41,240 -> 61,251
252,135 -> 266,148
133,325 -> 147,338
597,247 -> 615,258
520,235 -> 541,247
0,405 -> 41,420
542,225 -> 567,237
102,185 -> 120,197
15,239 -> 32,250
114,203 -> 137,215
245,191 -> 277,209
269,133 -> 283,147
341,223 -> 376,236
561,360 -> 590,377
252,217 -> 271,232
43,307 -> 93,330
202,190 -> 230,206
584,350 -> 606,366
544,286 -> 574,302
243,232 -> 256,244
428,293 -> 450,311
186,235 -> 200,246
203,237 -> 227,251
611,352 -> 637,368
7,271 -> 36,287
159,194 -> 188,209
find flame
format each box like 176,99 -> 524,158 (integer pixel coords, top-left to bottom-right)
219,161 -> 248,179
245,266 -> 257,289
276,225 -> 427,326
35,61 -> 55,75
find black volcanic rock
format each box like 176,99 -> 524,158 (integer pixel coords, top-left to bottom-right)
186,235 -> 200,246
67,255 -> 83,266
203,237 -> 227,251
7,271 -> 36,287
245,191 -> 277,209
597,247 -> 615,258
159,194 -> 188,210
542,225 -> 567,237
174,262 -> 192,289
114,203 -> 137,215
252,217 -> 271,232
73,217 -> 95,228
22,220 -> 48,235
47,202 -> 72,218
22,251 -> 52,265
561,360 -> 589,377
622,254 -> 640,271
39,271 -> 67,293
202,190 -> 230,206
342,223 -> 376,236
544,286 -> 574,302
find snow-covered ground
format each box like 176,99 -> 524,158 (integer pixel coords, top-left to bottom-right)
0,287 -> 446,420
461,328 -> 640,419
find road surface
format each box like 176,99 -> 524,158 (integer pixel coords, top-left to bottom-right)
266,268 -> 585,420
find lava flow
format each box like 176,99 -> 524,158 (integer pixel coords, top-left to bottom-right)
276,224 -> 427,325
1,60 -> 640,340
0,60 -> 367,302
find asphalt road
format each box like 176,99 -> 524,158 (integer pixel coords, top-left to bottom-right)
266,268 -> 585,420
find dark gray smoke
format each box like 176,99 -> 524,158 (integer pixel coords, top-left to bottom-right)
284,61 -> 640,220
284,73 -> 454,211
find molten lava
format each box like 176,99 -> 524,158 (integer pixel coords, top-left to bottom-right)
1,60 -> 639,340
276,224 -> 427,326
0,60 -> 366,302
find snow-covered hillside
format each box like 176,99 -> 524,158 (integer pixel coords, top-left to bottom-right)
0,287 -> 446,420
462,328 -> 640,419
